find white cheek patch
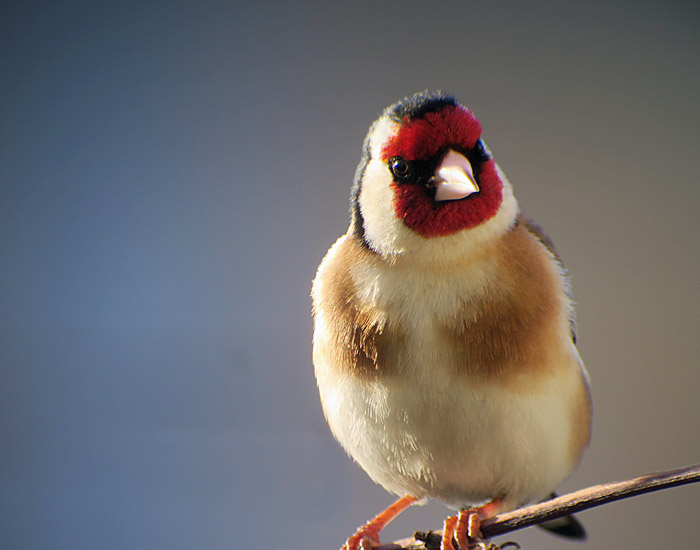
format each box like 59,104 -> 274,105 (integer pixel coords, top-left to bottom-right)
358,159 -> 406,255
357,117 -> 411,256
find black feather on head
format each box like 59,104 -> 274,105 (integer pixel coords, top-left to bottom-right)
386,90 -> 458,122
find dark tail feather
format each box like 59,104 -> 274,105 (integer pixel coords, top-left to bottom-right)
536,493 -> 587,540
537,515 -> 586,539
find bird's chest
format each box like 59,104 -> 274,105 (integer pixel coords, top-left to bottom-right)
316,258 -> 579,504
349,259 -> 497,381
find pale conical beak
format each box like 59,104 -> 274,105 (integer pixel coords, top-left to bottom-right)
433,150 -> 479,201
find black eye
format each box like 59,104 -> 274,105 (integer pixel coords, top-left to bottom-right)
389,156 -> 413,181
472,139 -> 491,163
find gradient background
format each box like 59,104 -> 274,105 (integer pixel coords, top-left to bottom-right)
2,2 -> 699,549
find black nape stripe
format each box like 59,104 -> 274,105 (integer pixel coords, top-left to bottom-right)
386,90 -> 458,122
349,123 -> 373,245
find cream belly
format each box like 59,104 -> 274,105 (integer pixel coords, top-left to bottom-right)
315,352 -> 582,510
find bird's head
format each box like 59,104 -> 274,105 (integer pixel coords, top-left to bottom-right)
351,91 -> 519,261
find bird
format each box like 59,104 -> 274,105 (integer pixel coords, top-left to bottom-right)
311,91 -> 592,550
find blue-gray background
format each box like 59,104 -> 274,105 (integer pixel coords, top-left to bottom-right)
2,2 -> 699,549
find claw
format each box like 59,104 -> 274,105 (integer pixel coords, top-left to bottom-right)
341,495 -> 417,550
441,515 -> 458,550
342,524 -> 380,550
442,499 -> 504,550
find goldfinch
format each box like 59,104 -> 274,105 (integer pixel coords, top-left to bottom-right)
312,91 -> 592,550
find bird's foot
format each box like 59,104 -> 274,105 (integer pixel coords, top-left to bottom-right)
440,514 -> 459,550
440,499 -> 504,550
341,495 -> 418,550
341,523 -> 381,550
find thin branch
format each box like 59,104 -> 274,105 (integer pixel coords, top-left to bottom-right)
379,463 -> 700,550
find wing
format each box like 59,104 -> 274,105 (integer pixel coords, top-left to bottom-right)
516,211 -> 577,343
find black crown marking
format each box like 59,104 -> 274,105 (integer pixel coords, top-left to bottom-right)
386,90 -> 458,122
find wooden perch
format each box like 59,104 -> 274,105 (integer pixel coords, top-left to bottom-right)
378,463 -> 700,550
